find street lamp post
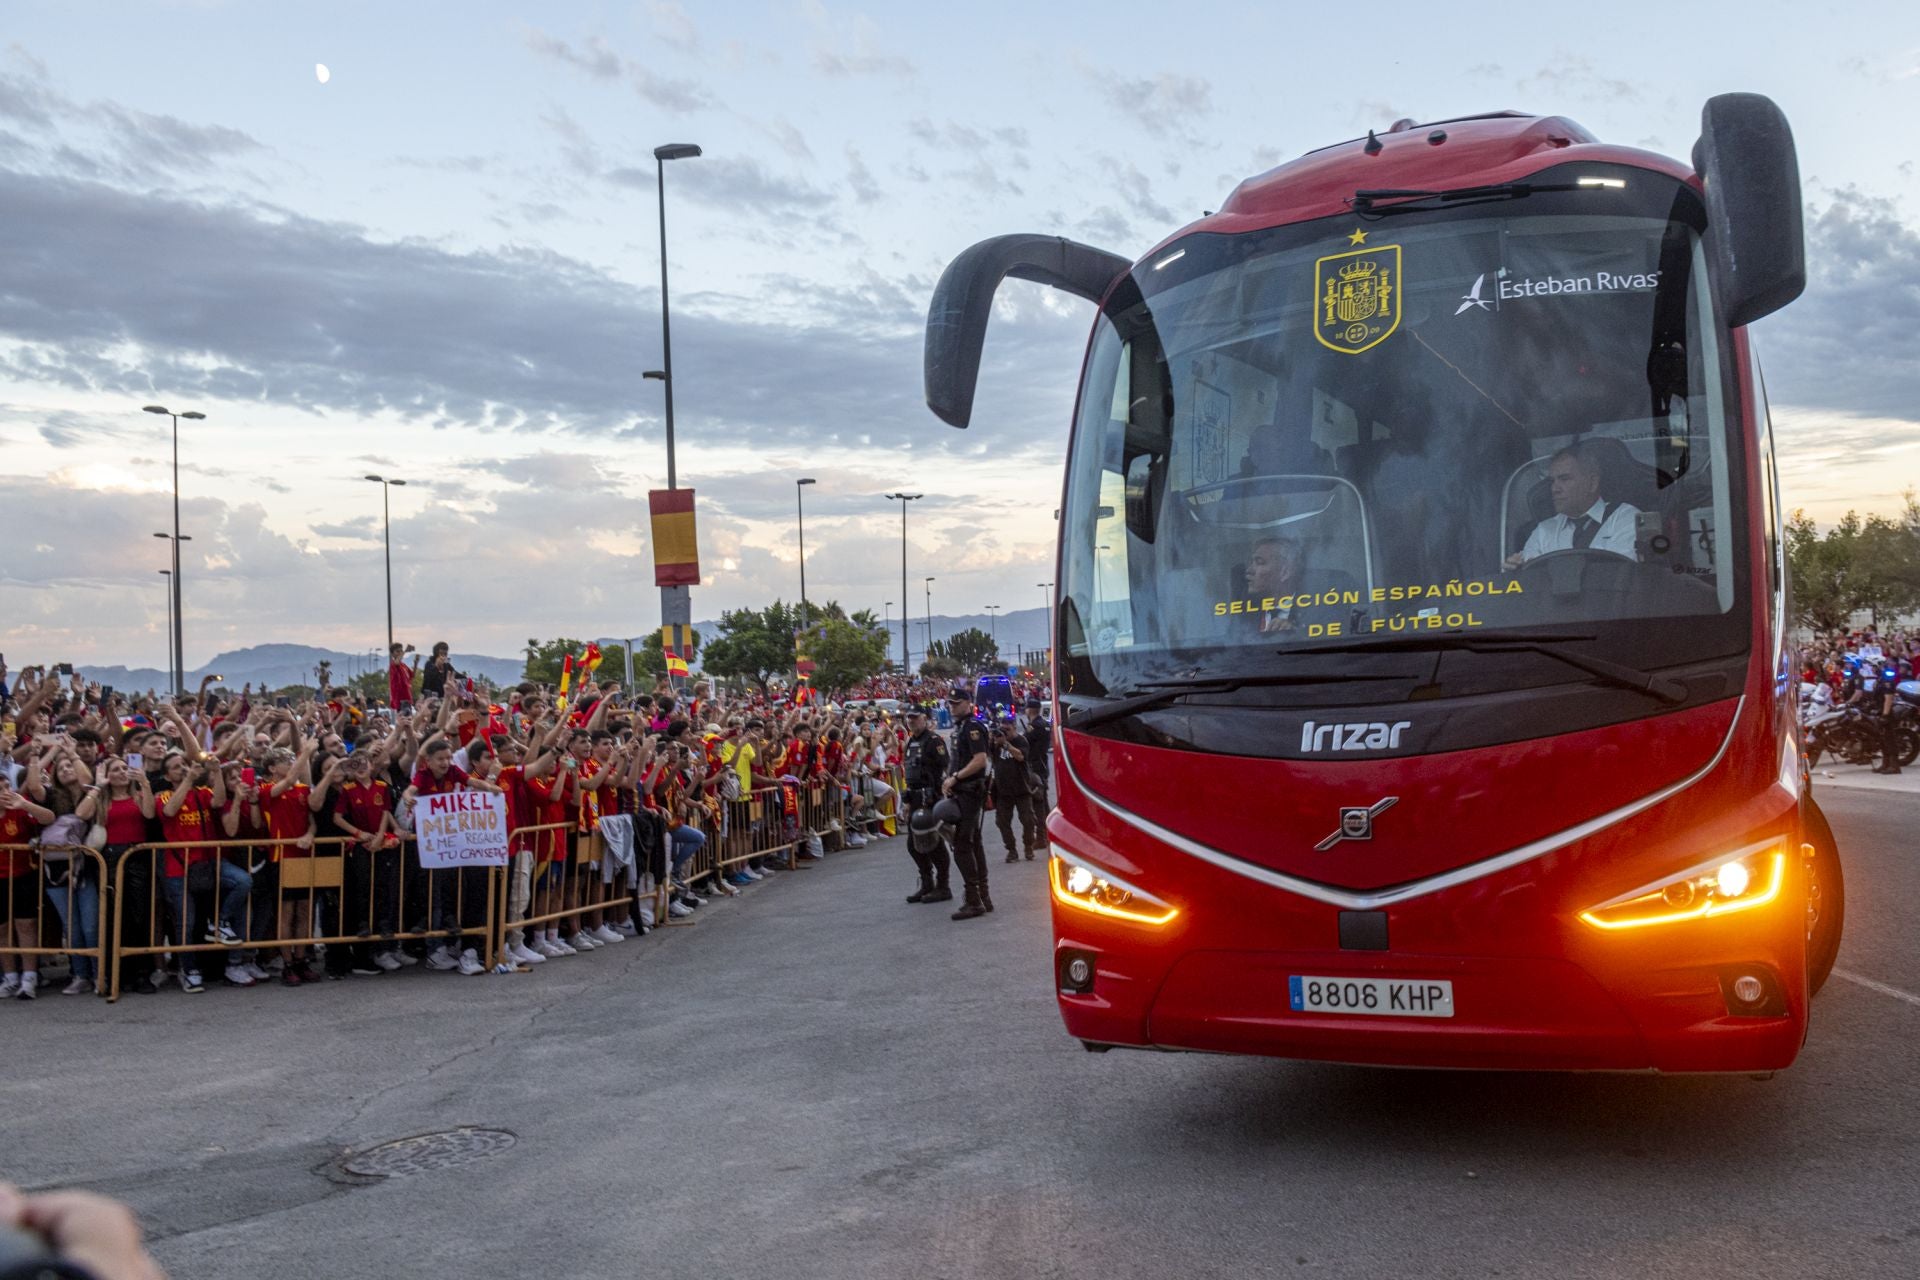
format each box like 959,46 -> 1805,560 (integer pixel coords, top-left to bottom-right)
158,569 -> 173,685
924,576 -> 935,656
985,604 -> 1001,647
1038,582 -> 1053,656
143,405 -> 204,695
152,531 -> 193,692
364,475 -> 408,655
647,141 -> 703,649
883,494 -> 921,675
795,477 -> 816,630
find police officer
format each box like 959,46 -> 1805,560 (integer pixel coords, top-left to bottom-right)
942,686 -> 994,920
989,715 -> 1040,862
1022,697 -> 1052,815
1875,658 -> 1905,776
900,707 -> 952,903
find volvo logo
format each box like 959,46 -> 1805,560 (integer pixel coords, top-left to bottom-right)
1315,797 -> 1399,851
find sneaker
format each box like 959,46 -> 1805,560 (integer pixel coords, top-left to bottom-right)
568,932 -> 598,952
224,964 -> 256,987
741,865 -> 763,881
151,968 -> 176,990
62,977 -> 93,996
546,934 -> 577,955
667,900 -> 693,918
350,962 -> 383,976
12,973 -> 35,1000
457,949 -> 486,976
592,924 -> 625,944
0,974 -> 18,999
242,961 -> 271,982
424,946 -> 459,971
281,969 -> 303,987
182,972 -> 205,994
533,937 -> 564,958
847,833 -> 868,847
613,920 -> 639,935
206,922 -> 243,947
372,951 -> 403,972
264,955 -> 286,974
392,950 -> 420,967
510,941 -> 546,965
295,962 -> 322,984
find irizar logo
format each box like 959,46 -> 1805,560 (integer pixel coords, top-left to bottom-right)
1300,720 -> 1412,753
1455,273 -> 1493,314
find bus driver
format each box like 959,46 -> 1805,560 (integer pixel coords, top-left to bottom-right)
1505,443 -> 1640,569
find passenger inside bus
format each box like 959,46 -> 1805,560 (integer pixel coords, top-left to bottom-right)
1505,442 -> 1643,568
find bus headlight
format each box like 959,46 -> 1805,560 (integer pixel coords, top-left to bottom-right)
1049,848 -> 1178,927
1578,841 -> 1787,931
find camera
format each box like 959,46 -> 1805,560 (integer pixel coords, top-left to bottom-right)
56,662 -> 74,676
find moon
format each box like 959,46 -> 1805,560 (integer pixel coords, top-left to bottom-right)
315,63 -> 331,84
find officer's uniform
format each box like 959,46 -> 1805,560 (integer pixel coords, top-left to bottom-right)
945,692 -> 994,916
990,724 -> 1041,861
902,717 -> 951,898
1023,700 -> 1052,814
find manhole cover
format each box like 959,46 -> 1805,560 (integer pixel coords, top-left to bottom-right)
341,1127 -> 517,1178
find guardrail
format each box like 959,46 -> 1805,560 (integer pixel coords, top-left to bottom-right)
4,768 -> 905,1004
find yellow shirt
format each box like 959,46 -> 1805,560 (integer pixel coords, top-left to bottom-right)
733,741 -> 755,793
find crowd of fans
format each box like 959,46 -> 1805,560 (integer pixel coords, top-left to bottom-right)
0,644 -> 1015,1002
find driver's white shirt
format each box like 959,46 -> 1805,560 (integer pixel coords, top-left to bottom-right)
1520,498 -> 1640,563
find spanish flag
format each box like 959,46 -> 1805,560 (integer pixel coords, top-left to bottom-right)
583,642 -> 603,673
665,648 -> 689,678
649,488 -> 701,587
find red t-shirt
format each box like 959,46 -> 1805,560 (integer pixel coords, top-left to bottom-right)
104,795 -> 148,846
332,779 -> 391,841
156,786 -> 218,877
497,765 -> 533,852
412,763 -> 469,797
264,784 -> 314,856
1,807 -> 43,877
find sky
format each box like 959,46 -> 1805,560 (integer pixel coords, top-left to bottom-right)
1,0 -> 1917,669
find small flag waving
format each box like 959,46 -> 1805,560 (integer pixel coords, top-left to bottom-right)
665,648 -> 689,678
583,642 -> 603,673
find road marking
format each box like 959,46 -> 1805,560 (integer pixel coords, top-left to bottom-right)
1833,968 -> 1920,1009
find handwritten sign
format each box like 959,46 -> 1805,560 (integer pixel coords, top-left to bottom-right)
416,791 -> 509,868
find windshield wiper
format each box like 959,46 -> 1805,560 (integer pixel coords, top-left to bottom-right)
1350,180 -> 1618,215
1295,631 -> 1688,704
1068,673 -> 1400,732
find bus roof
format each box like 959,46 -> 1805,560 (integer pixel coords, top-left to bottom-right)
1141,112 -> 1697,263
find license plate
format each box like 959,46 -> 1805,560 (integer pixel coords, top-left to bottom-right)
1289,975 -> 1455,1018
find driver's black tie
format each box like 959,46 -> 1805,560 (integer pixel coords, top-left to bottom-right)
1573,515 -> 1600,550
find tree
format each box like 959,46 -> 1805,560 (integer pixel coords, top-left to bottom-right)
1787,510 -> 1851,632
801,616 -> 890,695
700,601 -> 803,692
943,626 -> 999,672
523,637 -> 590,686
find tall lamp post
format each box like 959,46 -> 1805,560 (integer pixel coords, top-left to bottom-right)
795,477 -> 816,629
985,604 -> 1001,647
646,140 -> 703,646
883,493 -> 921,675
143,404 -> 204,695
364,475 -> 408,654
1038,582 -> 1053,657
924,576 -> 936,656
158,569 -> 174,685
152,531 -> 193,692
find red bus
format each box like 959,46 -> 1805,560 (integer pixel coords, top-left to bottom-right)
923,96 -> 1845,1073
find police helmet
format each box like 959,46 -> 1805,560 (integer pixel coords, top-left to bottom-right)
909,805 -> 947,855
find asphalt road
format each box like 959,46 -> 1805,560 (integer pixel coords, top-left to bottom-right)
3,787 -> 1916,1280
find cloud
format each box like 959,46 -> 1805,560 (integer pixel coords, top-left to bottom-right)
1753,186 -> 1920,420
522,28 -> 712,112
646,1 -> 700,52
0,62 -> 266,183
0,166 -> 1085,457
1516,51 -> 1641,104
845,146 -> 881,204
1098,72 -> 1214,140
804,2 -> 915,80
609,153 -> 834,213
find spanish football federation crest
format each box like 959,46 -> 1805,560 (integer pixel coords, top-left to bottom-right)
1314,243 -> 1401,354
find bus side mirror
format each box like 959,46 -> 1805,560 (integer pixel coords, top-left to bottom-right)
1692,93 -> 1805,328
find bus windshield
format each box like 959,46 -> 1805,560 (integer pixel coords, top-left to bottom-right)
1057,175 -> 1749,701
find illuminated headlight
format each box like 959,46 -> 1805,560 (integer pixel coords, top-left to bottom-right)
1049,848 -> 1177,927
1579,841 -> 1787,931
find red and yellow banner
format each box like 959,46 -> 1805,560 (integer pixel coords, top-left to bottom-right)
649,488 -> 700,587
664,648 -> 689,678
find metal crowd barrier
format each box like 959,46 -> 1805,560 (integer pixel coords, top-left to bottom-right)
106,836 -> 499,1001
1,843 -> 110,997
10,771 -> 911,1004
